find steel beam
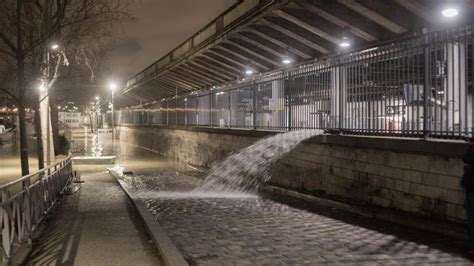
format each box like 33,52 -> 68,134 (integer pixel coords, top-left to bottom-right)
149,79 -> 177,94
175,65 -> 224,84
244,28 -> 312,59
193,58 -> 240,79
189,60 -> 236,80
200,53 -> 245,74
168,70 -> 212,87
260,18 -> 331,54
162,72 -> 202,90
214,45 -> 273,69
233,33 -> 288,60
206,49 -> 262,72
273,9 -> 339,44
222,41 -> 281,66
158,75 -> 196,92
337,0 -> 407,34
294,2 -> 377,42
182,63 -> 229,83
392,0 -> 436,23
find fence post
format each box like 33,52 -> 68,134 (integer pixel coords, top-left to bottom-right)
287,72 -> 292,131
423,28 -> 431,139
253,84 -> 257,130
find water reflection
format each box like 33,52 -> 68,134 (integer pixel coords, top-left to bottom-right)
0,139 -> 38,184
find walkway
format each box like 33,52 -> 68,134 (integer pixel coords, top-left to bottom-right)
25,165 -> 161,265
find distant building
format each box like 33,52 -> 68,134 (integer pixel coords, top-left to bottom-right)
59,111 -> 82,128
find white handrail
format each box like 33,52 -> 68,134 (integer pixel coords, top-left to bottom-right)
0,154 -> 72,190
1,155 -> 74,265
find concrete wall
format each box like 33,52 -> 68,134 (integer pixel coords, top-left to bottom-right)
118,125 -> 468,223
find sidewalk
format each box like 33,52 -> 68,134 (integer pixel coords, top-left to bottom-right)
25,165 -> 162,265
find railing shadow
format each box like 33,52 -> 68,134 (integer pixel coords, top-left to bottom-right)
24,193 -> 84,265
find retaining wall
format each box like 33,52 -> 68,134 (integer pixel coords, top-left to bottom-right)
118,125 -> 469,223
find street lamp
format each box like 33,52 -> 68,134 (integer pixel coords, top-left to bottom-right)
441,8 -> 458,18
339,36 -> 351,48
38,43 -> 60,167
108,82 -> 117,140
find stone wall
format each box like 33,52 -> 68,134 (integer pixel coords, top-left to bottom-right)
118,125 -> 468,223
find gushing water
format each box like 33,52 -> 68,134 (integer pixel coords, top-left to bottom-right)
195,129 -> 323,193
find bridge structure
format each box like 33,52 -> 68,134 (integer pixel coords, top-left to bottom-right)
116,0 -> 474,140
119,0 -> 473,102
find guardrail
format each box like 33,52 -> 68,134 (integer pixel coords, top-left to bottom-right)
0,155 -> 73,264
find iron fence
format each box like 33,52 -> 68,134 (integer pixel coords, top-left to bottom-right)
118,24 -> 474,139
0,156 -> 73,264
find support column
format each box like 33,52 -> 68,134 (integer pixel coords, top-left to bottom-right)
445,41 -> 466,134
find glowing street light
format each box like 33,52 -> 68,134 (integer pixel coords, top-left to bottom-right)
282,57 -> 292,65
51,44 -> 60,50
39,82 -> 47,92
109,82 -> 117,92
441,8 -> 458,18
95,96 -> 100,101
339,36 -> 351,48
245,69 -> 254,75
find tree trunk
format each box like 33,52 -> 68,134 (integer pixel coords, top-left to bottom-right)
18,101 -> 29,176
34,101 -> 44,169
50,100 -> 59,155
17,0 -> 29,176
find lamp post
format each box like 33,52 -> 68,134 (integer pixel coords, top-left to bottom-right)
109,82 -> 117,140
39,43 -> 59,166
94,96 -> 100,132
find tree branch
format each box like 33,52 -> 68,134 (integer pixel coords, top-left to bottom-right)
0,88 -> 18,102
0,47 -> 16,57
0,32 -> 17,54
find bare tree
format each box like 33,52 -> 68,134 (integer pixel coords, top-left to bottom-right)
0,0 -> 133,175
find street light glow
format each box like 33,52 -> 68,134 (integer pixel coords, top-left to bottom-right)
442,8 -> 458,18
95,96 -> 100,101
39,83 -> 47,92
51,44 -> 60,50
109,82 -> 117,91
245,69 -> 254,75
339,36 -> 351,48
282,57 -> 292,65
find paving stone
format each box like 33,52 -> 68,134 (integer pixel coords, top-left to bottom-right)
123,170 -> 474,265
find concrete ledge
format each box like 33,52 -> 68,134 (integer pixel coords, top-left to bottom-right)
120,124 -> 277,138
263,185 -> 468,241
119,124 -> 469,158
108,169 -> 188,266
72,156 -> 116,165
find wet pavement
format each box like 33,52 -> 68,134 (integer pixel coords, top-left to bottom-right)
121,170 -> 474,265
24,165 -> 162,265
23,134 -> 474,265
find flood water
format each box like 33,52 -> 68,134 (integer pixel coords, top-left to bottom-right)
196,129 -> 323,193
0,138 -> 38,185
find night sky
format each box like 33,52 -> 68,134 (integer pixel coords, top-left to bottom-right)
107,0 -> 236,85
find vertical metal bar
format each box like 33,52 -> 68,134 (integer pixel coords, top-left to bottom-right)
228,90 -> 231,128
253,84 -> 257,130
423,28 -> 431,139
288,72 -> 292,131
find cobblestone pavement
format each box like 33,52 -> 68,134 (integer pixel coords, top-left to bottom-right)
124,171 -> 474,265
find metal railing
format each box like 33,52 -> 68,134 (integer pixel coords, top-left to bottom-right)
0,156 -> 73,264
118,24 -> 474,140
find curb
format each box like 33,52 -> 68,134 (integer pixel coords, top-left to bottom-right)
263,185 -> 468,241
108,170 -> 188,266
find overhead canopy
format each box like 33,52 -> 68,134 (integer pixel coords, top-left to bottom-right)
117,0 -> 474,107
